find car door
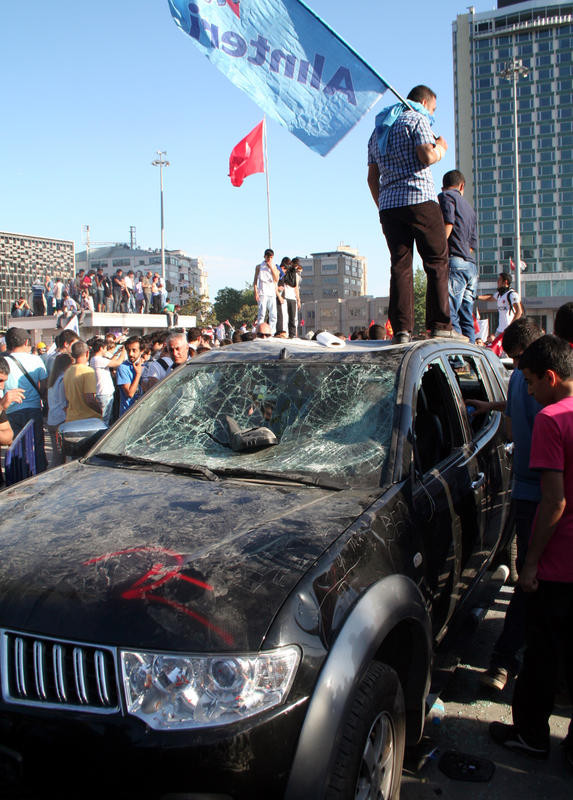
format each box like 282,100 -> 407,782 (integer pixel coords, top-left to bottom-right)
444,351 -> 512,588
410,356 -> 476,640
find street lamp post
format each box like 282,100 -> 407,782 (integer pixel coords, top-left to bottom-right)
501,58 -> 528,300
152,151 -> 170,284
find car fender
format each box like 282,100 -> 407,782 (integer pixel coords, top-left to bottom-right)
285,574 -> 431,800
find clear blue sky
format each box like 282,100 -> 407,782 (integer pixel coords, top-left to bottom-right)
1,0 -> 492,301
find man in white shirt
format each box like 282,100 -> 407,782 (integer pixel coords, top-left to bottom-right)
253,248 -> 280,335
124,271 -> 136,313
479,272 -> 523,336
90,338 -> 125,424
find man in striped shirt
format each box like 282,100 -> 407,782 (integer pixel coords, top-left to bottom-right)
368,85 -> 465,344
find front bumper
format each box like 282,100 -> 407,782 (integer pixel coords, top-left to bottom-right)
0,696 -> 308,799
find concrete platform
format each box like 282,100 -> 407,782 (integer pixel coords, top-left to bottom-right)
5,311 -> 197,347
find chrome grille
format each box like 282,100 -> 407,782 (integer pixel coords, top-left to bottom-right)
1,630 -> 120,713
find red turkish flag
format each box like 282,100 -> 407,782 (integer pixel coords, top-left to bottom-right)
229,121 -> 265,187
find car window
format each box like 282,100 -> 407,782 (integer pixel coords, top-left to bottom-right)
446,353 -> 494,437
93,358 -> 400,486
413,358 -> 464,474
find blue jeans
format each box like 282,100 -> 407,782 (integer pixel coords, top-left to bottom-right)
448,257 -> 477,342
257,294 -> 277,334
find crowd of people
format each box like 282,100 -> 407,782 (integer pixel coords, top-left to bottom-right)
11,268 -> 181,324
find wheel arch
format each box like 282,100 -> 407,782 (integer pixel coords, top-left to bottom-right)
284,574 -> 432,800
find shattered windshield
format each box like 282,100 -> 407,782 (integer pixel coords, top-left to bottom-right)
92,358 -> 399,486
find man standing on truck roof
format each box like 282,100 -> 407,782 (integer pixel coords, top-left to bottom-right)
367,85 -> 466,345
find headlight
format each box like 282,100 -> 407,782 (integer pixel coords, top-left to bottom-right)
120,645 -> 300,730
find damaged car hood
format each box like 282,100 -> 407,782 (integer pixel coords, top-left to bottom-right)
0,461 -> 375,652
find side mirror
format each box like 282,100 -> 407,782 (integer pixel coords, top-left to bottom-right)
59,418 -> 108,458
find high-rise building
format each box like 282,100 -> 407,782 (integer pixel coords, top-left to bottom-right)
453,0 -> 573,331
298,245 -> 367,305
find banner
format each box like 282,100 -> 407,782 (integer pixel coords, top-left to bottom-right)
168,0 -> 390,155
229,120 -> 265,186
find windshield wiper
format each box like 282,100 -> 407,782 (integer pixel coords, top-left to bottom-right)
212,466 -> 346,491
88,452 -> 219,481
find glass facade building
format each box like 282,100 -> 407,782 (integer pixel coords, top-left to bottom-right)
453,1 -> 573,307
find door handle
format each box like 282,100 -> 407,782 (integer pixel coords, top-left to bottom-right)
471,472 -> 485,490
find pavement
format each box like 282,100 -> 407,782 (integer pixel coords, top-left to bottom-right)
401,581 -> 572,799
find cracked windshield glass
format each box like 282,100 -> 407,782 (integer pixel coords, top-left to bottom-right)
94,357 -> 399,485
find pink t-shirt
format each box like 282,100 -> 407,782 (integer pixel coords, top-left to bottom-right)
529,395 -> 573,582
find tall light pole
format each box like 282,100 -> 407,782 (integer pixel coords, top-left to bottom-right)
500,58 -> 528,299
152,151 -> 170,283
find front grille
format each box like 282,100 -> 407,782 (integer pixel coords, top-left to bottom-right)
1,630 -> 120,714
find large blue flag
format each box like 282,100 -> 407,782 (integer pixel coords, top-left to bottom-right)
167,0 -> 391,155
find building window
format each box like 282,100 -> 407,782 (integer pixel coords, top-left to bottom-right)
525,281 -> 551,297
321,262 -> 338,273
537,68 -> 554,80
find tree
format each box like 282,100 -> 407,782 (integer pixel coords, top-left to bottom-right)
213,284 -> 259,326
237,303 -> 258,326
180,288 -> 216,325
213,287 -> 245,324
413,268 -> 427,336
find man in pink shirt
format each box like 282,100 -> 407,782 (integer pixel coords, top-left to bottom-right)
490,335 -> 573,765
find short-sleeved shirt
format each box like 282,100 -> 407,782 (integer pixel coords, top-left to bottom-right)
367,110 -> 437,210
63,363 -> 101,421
507,368 -> 541,502
116,360 -> 142,416
47,373 -> 67,427
90,355 -> 115,396
529,395 -> 573,582
495,289 -> 520,334
5,353 -> 48,412
437,189 -> 477,263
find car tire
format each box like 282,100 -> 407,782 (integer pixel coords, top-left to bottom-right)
325,662 -> 405,800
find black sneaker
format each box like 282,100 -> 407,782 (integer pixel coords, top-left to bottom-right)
392,331 -> 411,344
489,722 -> 549,759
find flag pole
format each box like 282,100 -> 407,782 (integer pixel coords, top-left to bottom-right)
263,116 -> 272,249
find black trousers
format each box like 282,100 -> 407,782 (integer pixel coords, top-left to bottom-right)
276,298 -> 284,334
512,580 -> 573,748
286,299 -> 297,338
380,200 -> 450,335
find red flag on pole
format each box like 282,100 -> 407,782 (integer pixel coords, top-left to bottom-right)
229,121 -> 265,187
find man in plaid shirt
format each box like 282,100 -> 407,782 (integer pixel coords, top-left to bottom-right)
368,85 -> 465,344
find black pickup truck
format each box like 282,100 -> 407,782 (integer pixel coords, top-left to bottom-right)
0,338 -> 511,799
